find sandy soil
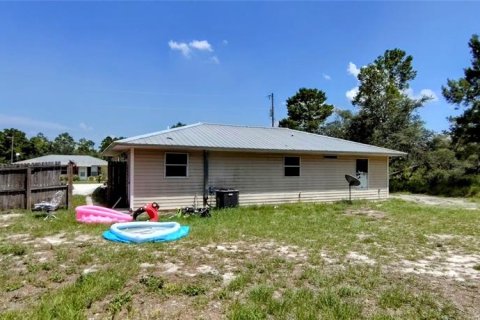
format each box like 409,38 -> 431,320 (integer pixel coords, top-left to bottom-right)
390,194 -> 479,210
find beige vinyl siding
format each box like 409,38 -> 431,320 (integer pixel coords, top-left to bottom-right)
132,149 -> 204,209
132,149 -> 389,209
209,152 -> 388,206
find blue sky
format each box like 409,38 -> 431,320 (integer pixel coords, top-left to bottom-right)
0,2 -> 479,146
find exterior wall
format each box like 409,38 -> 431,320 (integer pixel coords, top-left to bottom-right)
132,149 -> 389,210
132,149 -> 204,209
209,152 -> 388,206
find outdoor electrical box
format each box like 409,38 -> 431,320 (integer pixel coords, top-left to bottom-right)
215,189 -> 239,209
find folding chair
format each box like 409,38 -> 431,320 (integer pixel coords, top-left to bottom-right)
33,190 -> 65,220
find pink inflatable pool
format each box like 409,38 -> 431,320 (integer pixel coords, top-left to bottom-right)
75,205 -> 133,224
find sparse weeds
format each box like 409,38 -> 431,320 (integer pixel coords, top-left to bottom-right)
0,197 -> 478,318
0,243 -> 27,256
139,275 -> 165,292
108,291 -> 132,316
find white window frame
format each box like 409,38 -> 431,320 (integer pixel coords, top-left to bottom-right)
164,152 -> 189,178
284,156 -> 301,177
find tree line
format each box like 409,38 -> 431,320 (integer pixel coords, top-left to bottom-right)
279,35 -> 479,196
0,131 -> 124,163
0,122 -> 188,164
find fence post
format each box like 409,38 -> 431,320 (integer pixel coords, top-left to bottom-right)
25,167 -> 32,210
67,161 -> 74,209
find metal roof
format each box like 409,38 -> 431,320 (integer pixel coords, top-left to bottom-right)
16,155 -> 107,167
105,123 -> 406,156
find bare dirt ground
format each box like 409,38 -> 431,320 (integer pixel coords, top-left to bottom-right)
390,194 -> 479,210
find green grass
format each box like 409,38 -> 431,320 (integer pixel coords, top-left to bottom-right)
0,196 -> 478,319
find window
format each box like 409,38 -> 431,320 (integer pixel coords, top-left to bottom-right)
165,153 -> 188,177
284,156 -> 300,176
91,166 -> 98,177
356,159 -> 368,189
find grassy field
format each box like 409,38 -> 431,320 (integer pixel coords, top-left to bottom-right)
0,196 -> 479,319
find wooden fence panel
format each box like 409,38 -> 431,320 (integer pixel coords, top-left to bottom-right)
0,162 -> 72,211
0,169 -> 26,192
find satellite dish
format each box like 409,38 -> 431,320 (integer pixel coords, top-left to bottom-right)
345,174 -> 360,202
345,174 -> 360,187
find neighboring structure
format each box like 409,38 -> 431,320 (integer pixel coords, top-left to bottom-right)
103,123 -> 406,209
16,155 -> 107,180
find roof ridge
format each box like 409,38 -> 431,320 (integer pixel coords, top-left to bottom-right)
202,122 -> 289,130
118,122 -> 204,142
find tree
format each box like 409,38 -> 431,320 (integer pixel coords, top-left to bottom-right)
99,136 -> 125,153
0,128 -> 32,163
350,49 -> 430,148
279,88 -> 334,133
171,122 -> 186,129
52,132 -> 76,154
76,138 -> 96,156
442,34 -> 480,173
318,109 -> 353,139
30,133 -> 52,157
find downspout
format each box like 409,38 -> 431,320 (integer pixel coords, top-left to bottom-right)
129,148 -> 135,208
203,150 -> 209,207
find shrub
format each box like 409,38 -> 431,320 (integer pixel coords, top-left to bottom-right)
92,186 -> 107,205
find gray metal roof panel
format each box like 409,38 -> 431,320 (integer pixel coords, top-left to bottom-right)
114,123 -> 406,156
16,155 -> 108,166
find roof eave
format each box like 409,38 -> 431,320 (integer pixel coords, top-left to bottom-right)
107,142 -> 406,157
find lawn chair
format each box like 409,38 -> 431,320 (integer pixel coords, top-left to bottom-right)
33,190 -> 65,220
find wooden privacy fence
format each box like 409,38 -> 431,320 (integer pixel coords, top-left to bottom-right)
0,162 -> 73,211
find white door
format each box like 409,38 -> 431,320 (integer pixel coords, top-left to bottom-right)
78,167 -> 87,180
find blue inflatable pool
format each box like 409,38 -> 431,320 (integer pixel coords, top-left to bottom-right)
103,225 -> 189,243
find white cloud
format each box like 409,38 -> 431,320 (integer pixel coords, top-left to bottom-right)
168,41 -> 191,57
346,87 -> 359,101
169,40 -> 219,63
347,62 -> 360,77
323,73 -> 331,80
79,122 -> 93,131
0,114 -> 68,130
189,40 -> 213,52
169,39 -> 215,58
404,88 -> 439,102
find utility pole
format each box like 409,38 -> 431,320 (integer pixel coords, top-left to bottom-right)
268,93 -> 274,127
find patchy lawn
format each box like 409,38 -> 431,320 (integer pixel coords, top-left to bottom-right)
0,196 -> 479,319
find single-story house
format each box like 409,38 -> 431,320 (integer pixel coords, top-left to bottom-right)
16,155 -> 107,180
103,123 -> 406,210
